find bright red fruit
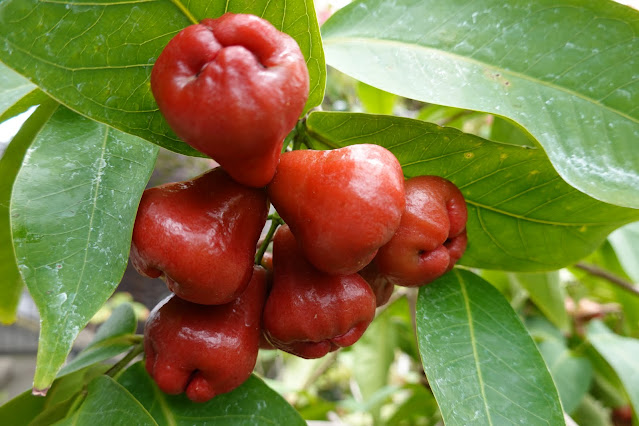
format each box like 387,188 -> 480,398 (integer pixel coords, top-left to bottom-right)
144,266 -> 267,402
151,13 -> 309,187
267,144 -> 405,275
131,168 -> 268,305
262,225 -> 377,359
363,175 -> 467,287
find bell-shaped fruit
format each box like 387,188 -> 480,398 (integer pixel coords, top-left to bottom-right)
262,225 -> 376,359
364,175 -> 468,287
267,144 -> 405,275
144,266 -> 268,402
131,167 -> 268,305
151,13 -> 309,187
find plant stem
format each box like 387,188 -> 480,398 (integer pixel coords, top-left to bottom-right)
255,215 -> 282,265
574,262 -> 639,297
105,342 -> 145,378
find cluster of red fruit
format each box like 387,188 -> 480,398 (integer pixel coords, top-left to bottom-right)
131,13 -> 468,403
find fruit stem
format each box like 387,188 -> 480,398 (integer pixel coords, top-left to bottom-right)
255,215 -> 283,266
105,341 -> 145,379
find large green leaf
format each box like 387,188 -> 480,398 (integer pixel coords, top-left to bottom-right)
0,61 -> 35,118
11,106 -> 158,391
538,339 -> 592,415
511,271 -> 569,332
305,112 -> 639,271
0,364 -> 108,426
0,94 -> 58,324
416,269 -> 564,425
587,321 -> 639,417
117,362 -> 306,425
0,0 -> 325,155
59,303 -> 138,377
57,375 -> 157,426
350,297 -> 407,422
321,0 -> 639,208
609,221 -> 639,283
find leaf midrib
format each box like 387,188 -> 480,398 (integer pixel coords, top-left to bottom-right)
458,270 -> 494,426
323,37 -> 638,125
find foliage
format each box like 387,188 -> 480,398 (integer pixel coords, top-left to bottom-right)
0,0 -> 638,424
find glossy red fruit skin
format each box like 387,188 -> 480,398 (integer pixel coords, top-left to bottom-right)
262,225 -> 377,359
144,266 -> 267,402
267,144 -> 406,275
365,175 -> 468,287
151,13 -> 309,188
358,262 -> 394,307
131,167 -> 268,305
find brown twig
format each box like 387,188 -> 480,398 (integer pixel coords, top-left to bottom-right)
574,262 -> 639,297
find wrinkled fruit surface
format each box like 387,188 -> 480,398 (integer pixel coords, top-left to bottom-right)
364,175 -> 468,287
131,167 -> 268,304
262,225 -> 377,358
267,144 -> 405,275
144,266 -> 267,402
151,13 -> 309,187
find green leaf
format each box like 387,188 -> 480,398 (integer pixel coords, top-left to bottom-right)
538,339 -> 592,414
322,0 -> 639,208
11,106 -> 158,391
356,81 -> 396,115
511,271 -> 569,332
0,61 -> 35,118
386,384 -> 441,426
490,116 -> 538,148
57,375 -> 157,426
350,297 -> 403,421
587,321 -> 639,417
609,221 -> 639,283
0,94 -> 58,325
0,0 -> 325,155
571,394 -> 612,426
525,316 -> 566,345
571,241 -> 639,337
305,112 -> 639,271
117,361 -> 305,425
416,269 -> 564,425
0,364 -> 108,426
59,303 -> 138,377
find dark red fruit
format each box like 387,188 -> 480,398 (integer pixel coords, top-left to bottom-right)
364,175 -> 467,287
267,144 -> 405,275
151,13 -> 309,187
131,167 -> 268,305
144,266 -> 268,402
262,225 -> 377,359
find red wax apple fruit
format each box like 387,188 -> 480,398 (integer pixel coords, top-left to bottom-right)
262,225 -> 377,358
151,13 -> 309,187
144,266 -> 267,402
131,167 -> 268,305
363,175 -> 468,287
267,144 -> 405,275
